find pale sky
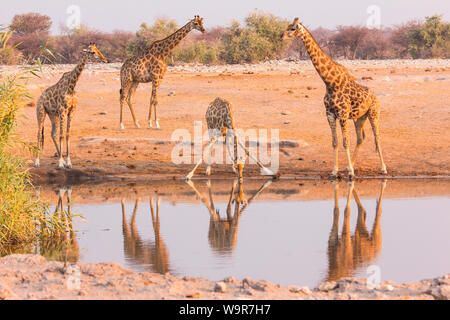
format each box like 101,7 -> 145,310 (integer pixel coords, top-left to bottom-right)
1,0 -> 449,34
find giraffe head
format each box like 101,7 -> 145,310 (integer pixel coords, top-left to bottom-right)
192,15 -> 206,34
282,18 -> 302,40
83,43 -> 108,63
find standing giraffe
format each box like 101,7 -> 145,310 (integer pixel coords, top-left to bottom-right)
119,16 -> 206,130
283,18 -> 387,178
34,43 -> 108,169
186,97 -> 274,181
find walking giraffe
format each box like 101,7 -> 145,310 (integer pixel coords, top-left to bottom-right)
34,43 -> 108,169
119,16 -> 206,130
186,97 -> 274,181
283,18 -> 387,178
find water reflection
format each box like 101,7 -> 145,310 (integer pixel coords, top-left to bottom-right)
121,197 -> 170,273
186,179 -> 273,255
0,187 -> 79,263
327,180 -> 386,282
5,178 -> 448,288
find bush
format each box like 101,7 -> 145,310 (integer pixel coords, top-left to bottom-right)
0,27 -> 70,246
220,11 -> 290,64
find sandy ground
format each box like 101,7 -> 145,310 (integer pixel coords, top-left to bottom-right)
0,255 -> 449,300
2,59 -> 448,184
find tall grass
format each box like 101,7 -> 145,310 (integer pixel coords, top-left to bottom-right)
0,27 -> 71,247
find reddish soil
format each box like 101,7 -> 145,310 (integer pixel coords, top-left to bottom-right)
7,60 -> 450,184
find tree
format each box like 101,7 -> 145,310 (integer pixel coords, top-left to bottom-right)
406,15 -> 450,58
10,13 -> 52,35
331,26 -> 368,59
220,11 -> 290,64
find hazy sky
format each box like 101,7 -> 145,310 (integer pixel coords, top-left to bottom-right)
1,0 -> 449,34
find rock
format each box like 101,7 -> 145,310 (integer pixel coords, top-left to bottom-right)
0,284 -> 15,300
281,111 -> 290,116
439,285 -> 450,300
186,292 -> 201,299
289,286 -> 312,295
168,91 -> 176,96
214,282 -> 227,293
242,278 -> 267,292
284,121 -> 291,125
99,111 -> 108,115
317,281 -> 337,292
224,277 -> 235,283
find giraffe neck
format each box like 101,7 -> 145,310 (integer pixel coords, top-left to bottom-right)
152,22 -> 194,58
66,54 -> 88,94
298,25 -> 352,88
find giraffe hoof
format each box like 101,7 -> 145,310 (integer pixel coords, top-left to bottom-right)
185,174 -> 193,181
34,160 -> 40,168
120,125 -> 125,131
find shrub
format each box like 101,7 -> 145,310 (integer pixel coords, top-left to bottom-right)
0,27 -> 71,246
220,11 -> 290,64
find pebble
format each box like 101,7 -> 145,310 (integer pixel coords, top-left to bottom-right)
214,282 -> 228,293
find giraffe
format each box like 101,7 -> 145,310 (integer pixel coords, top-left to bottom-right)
283,18 -> 387,178
119,16 -> 206,131
326,180 -> 386,282
34,43 -> 108,170
187,178 -> 273,254
186,97 -> 274,181
121,197 -> 170,274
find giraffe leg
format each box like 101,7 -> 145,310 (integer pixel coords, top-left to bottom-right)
340,118 -> 355,179
148,80 -> 161,129
65,110 -> 74,169
352,113 -> 368,167
369,109 -> 388,175
35,104 -> 46,167
57,115 -> 67,170
50,117 -> 63,169
225,133 -> 237,174
186,137 -> 217,181
327,114 -> 339,177
127,82 -> 140,129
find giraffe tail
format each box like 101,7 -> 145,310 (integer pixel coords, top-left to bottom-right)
41,126 -> 45,149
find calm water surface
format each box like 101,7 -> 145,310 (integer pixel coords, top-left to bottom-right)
43,180 -> 450,288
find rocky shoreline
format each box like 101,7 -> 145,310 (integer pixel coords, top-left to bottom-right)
0,255 -> 448,300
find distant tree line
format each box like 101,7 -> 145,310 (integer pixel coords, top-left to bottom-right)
1,11 -> 449,65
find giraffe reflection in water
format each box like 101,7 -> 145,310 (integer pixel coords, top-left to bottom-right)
121,197 -> 170,274
40,187 -> 79,263
327,180 -> 387,282
187,179 -> 273,255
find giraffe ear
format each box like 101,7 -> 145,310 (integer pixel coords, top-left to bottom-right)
294,18 -> 299,23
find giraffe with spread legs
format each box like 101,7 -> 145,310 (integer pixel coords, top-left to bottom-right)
283,18 -> 387,178
34,43 -> 108,169
119,16 -> 206,131
186,97 -> 274,181
187,179 -> 273,254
